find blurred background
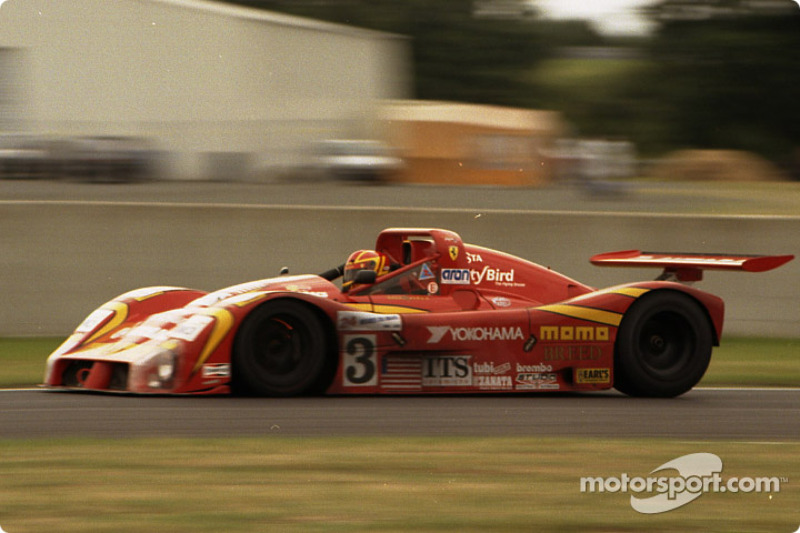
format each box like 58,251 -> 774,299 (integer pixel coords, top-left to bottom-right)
0,0 -> 798,184
0,0 -> 798,337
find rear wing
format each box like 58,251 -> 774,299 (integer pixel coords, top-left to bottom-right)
590,250 -> 794,282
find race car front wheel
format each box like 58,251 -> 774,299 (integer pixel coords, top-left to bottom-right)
232,300 -> 333,396
614,291 -> 713,398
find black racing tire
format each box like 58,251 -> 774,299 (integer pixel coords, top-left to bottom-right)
232,300 -> 333,397
614,291 -> 713,398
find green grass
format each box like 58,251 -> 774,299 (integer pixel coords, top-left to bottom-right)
702,337 -> 800,388
0,437 -> 795,532
0,337 -> 62,388
1,339 -> 797,532
5,336 -> 797,390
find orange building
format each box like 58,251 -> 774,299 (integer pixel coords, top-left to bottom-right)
380,100 -> 565,187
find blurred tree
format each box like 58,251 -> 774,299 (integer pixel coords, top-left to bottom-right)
639,0 -> 800,163
219,0 -> 548,107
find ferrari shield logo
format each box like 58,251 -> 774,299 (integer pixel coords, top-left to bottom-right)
449,246 -> 459,261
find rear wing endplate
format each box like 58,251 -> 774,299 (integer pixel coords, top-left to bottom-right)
590,250 -> 794,282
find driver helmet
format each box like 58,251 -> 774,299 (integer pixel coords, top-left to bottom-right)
343,250 -> 390,291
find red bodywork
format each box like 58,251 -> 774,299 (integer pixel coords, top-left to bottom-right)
44,228 -> 791,396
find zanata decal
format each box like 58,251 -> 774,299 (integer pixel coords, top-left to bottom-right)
423,356 -> 472,386
427,326 -> 524,343
337,311 -> 402,331
477,375 -> 513,390
441,269 -> 471,285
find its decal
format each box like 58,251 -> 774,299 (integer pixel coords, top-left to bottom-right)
576,368 -> 611,384
423,355 -> 472,387
540,325 -> 610,342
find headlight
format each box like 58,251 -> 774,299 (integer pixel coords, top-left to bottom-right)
146,347 -> 179,390
157,350 -> 177,382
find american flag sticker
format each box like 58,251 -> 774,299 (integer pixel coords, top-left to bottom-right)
381,356 -> 422,391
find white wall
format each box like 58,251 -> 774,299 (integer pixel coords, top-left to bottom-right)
0,0 -> 409,178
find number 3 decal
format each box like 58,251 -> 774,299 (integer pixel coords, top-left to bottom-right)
343,334 -> 377,387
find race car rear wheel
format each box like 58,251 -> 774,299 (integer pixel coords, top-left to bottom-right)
232,300 -> 333,397
614,291 -> 712,398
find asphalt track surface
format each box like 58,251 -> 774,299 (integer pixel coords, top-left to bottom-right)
3,180 -> 798,442
1,388 -> 797,440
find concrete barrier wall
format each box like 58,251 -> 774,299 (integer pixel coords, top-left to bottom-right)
2,202 -> 797,337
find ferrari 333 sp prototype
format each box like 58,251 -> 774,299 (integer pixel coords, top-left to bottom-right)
44,228 -> 793,397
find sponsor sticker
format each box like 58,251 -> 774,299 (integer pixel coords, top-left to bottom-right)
337,311 -> 402,331
423,355 -> 472,387
476,374 -> 513,390
490,296 -> 512,308
540,325 -> 610,342
515,362 -> 559,390
202,363 -> 231,378
419,263 -> 436,281
466,252 -> 483,264
575,368 -> 610,384
441,268 -> 471,285
473,362 -> 512,375
427,326 -> 524,343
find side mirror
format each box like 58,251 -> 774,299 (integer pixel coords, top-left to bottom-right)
353,270 -> 377,285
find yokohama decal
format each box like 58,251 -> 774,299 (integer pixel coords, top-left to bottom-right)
427,326 -> 524,343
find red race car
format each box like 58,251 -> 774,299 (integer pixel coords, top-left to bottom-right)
44,228 -> 793,397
